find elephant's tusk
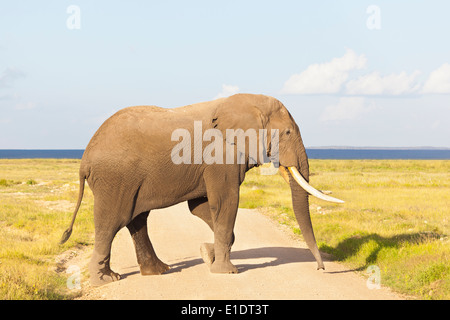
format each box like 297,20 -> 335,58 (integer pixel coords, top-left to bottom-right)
287,167 -> 345,204
278,166 -> 291,184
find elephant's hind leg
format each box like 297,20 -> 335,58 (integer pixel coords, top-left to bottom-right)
126,212 -> 170,275
89,205 -> 122,286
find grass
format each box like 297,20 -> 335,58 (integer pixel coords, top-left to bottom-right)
0,159 -> 95,299
240,160 -> 450,299
0,159 -> 448,299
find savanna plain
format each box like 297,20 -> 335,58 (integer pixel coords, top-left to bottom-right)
0,159 -> 448,299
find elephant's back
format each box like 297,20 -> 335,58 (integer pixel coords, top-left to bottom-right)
81,102 -> 215,165
84,106 -> 169,156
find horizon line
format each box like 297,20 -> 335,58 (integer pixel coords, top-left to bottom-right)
0,146 -> 450,150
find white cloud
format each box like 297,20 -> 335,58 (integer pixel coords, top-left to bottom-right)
281,49 -> 450,97
281,49 -> 367,94
422,63 -> 450,94
213,84 -> 240,99
345,71 -> 421,95
319,97 -> 374,122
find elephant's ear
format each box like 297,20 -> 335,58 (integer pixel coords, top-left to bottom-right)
210,94 -> 270,165
211,94 -> 267,132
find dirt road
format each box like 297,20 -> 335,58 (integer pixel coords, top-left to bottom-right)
79,202 -> 402,300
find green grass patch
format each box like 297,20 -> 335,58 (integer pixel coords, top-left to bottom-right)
240,160 -> 450,300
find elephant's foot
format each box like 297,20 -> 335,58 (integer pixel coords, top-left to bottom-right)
139,259 -> 170,276
89,253 -> 121,287
210,260 -> 238,274
90,267 -> 121,287
200,243 -> 215,266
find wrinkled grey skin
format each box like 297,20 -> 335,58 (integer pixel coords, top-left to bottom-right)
61,94 -> 324,286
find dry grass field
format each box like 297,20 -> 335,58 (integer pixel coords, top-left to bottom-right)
241,160 -> 450,299
0,159 -> 94,299
0,159 -> 449,299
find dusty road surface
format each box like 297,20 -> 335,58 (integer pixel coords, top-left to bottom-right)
79,202 -> 403,300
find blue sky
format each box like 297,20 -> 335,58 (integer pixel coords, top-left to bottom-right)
1,1 -> 449,148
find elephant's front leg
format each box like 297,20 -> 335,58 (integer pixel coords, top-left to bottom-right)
188,197 -> 235,267
204,178 -> 240,274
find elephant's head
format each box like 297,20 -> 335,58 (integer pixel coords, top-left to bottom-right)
212,94 -> 344,270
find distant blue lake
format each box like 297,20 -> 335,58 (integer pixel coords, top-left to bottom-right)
306,149 -> 450,160
0,149 -> 449,160
0,150 -> 85,159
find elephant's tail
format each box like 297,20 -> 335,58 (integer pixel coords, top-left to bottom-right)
59,171 -> 87,245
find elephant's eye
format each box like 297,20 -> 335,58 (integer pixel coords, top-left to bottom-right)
285,129 -> 291,136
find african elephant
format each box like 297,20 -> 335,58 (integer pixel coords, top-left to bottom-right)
60,93 -> 344,286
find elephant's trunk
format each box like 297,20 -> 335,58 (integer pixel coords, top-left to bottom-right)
288,146 -> 324,270
289,174 -> 324,270
289,171 -> 325,270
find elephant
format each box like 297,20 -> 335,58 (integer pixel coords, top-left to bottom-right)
60,93 -> 344,286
